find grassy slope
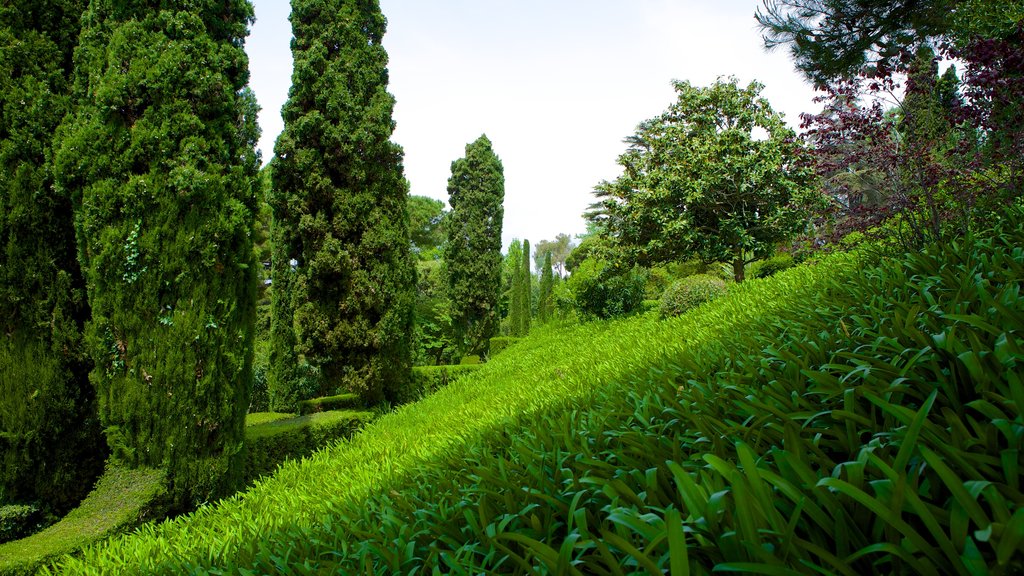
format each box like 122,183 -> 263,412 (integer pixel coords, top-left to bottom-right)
0,466 -> 164,575
50,251 -> 864,573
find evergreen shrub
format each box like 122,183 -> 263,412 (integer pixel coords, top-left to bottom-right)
0,505 -> 41,545
488,337 -> 521,357
659,274 -> 728,318
296,393 -> 361,415
749,253 -> 795,278
398,365 -> 483,405
243,412 -> 371,484
568,260 -> 647,319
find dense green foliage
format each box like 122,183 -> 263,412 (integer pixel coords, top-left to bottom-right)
0,0 -> 106,515
412,258 -> 457,365
445,135 -> 505,356
0,465 -> 165,575
243,410 -> 371,487
658,273 -> 728,318
748,252 -> 795,279
592,78 -> 815,282
52,1 -> 260,509
48,222 -> 867,573
538,251 -> 554,322
567,259 -> 648,320
488,336 -> 521,357
296,392 -> 360,415
407,194 -> 447,260
510,238 -> 531,336
271,0 -> 414,405
399,364 -> 484,405
0,505 -> 40,545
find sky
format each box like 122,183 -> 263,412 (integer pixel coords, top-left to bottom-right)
244,0 -> 820,251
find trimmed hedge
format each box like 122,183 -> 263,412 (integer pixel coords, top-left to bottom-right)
0,465 -> 165,575
488,337 -> 521,357
393,365 -> 484,405
659,273 -> 728,318
243,411 -> 372,485
297,393 -> 361,416
0,506 -> 41,545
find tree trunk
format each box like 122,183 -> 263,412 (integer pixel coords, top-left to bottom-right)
733,251 -> 746,283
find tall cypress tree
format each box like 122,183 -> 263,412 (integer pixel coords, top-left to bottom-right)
0,0 -> 105,513
272,0 -> 414,405
538,251 -> 554,323
445,135 -> 505,356
518,238 -> 531,336
54,1 -> 261,507
509,242 -> 524,337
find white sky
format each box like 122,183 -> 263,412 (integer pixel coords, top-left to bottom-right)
245,0 -> 819,250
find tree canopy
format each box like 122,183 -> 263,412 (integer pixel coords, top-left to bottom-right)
592,78 -> 815,282
444,135 -> 505,356
271,0 -> 415,406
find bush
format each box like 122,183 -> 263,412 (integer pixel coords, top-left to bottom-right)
243,411 -> 372,485
659,274 -> 728,318
749,253 -> 795,279
488,337 -> 521,357
395,365 -> 484,405
568,259 -> 647,320
0,505 -> 41,545
296,394 -> 361,416
459,355 -> 481,365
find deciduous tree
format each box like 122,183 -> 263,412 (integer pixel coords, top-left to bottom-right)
592,78 -> 815,283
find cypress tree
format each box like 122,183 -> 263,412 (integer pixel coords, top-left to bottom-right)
539,251 -> 554,323
445,135 -> 505,356
0,0 -> 105,513
54,1 -> 261,507
518,238 -> 531,336
509,242 -> 524,337
272,0 -> 414,405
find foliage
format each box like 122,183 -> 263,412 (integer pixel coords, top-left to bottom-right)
243,411 -> 371,488
748,252 -> 795,279
0,0 -> 105,516
271,0 -> 415,406
53,1 -> 260,509
488,337 -> 522,357
658,274 -> 728,318
567,258 -> 648,320
592,78 -> 816,282
0,505 -> 41,546
0,465 -> 165,576
48,223 -> 868,574
297,393 -> 361,416
510,238 -> 532,336
538,251 -> 554,322
533,233 -> 576,277
396,364 -> 483,405
444,135 -> 505,356
407,195 -> 447,260
412,259 -> 457,366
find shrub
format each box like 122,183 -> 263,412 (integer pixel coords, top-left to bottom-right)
296,394 -> 361,416
659,274 -> 728,318
748,253 -> 795,279
243,411 -> 372,485
459,355 -> 481,365
488,337 -> 521,357
395,365 -> 484,405
568,259 -> 647,320
0,505 -> 41,545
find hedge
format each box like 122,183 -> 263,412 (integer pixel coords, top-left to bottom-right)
296,393 -> 361,416
397,365 -> 484,405
243,411 -> 372,485
488,337 -> 521,357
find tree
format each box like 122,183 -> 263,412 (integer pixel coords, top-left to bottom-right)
756,0 -> 954,83
538,251 -> 554,323
272,0 -> 415,405
517,238 -> 531,336
592,78 -> 815,283
0,0 -> 106,514
444,135 -> 505,356
407,195 -> 447,260
533,233 -> 576,277
54,1 -> 261,507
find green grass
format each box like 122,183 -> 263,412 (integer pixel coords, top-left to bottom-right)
0,465 -> 164,575
47,243 -> 866,573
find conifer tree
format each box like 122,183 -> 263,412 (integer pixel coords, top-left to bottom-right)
272,0 -> 414,405
538,251 -> 554,323
54,1 -> 261,506
509,243 -> 525,337
0,0 -> 105,513
445,135 -> 505,356
518,238 -> 532,336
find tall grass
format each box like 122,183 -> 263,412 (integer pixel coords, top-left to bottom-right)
49,243 -> 866,573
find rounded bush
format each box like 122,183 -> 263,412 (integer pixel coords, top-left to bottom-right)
659,274 -> 728,318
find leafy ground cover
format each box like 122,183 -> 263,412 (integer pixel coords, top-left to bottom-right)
0,466 -> 164,575
46,243 -> 866,573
